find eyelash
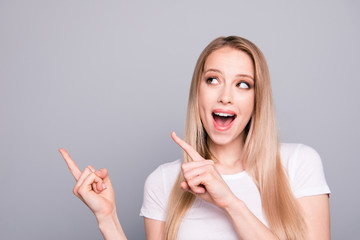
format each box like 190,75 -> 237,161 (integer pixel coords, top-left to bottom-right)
236,81 -> 250,89
205,77 -> 251,89
205,77 -> 219,84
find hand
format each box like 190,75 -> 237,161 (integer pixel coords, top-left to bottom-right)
171,132 -> 237,209
59,148 -> 116,219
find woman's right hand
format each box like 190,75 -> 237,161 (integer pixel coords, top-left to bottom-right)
59,148 -> 116,219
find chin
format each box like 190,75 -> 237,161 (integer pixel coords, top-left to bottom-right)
207,131 -> 241,147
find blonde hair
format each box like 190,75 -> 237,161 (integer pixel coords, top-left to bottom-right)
165,36 -> 306,240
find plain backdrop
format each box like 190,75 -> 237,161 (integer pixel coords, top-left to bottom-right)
1,0 -> 359,239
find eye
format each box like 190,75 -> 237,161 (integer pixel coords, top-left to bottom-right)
206,77 -> 219,84
237,82 -> 250,89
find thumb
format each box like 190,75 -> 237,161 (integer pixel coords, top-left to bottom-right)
95,168 -> 113,189
95,168 -> 108,179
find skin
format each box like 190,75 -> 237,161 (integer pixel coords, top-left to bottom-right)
198,47 -> 254,173
145,48 -> 330,239
60,47 -> 330,240
59,149 -> 127,240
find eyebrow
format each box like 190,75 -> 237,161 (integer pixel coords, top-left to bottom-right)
203,68 -> 254,80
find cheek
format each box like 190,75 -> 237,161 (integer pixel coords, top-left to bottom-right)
236,93 -> 255,116
247,97 -> 255,114
198,85 -> 213,125
199,83 -> 218,105
198,96 -> 208,124
198,83 -> 207,104
198,85 -> 209,112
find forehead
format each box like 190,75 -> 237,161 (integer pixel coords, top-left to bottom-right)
204,47 -> 254,77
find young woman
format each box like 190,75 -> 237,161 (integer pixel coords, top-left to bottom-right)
60,36 -> 330,240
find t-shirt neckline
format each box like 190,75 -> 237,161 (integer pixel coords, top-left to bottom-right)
221,170 -> 247,180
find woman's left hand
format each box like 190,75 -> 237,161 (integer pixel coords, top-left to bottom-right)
171,132 -> 237,209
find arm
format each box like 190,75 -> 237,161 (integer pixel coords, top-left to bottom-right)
225,144 -> 331,239
59,149 -> 127,240
144,218 -> 165,240
224,194 -> 331,240
221,194 -> 330,240
171,132 -> 278,240
97,211 -> 127,240
172,133 -> 331,240
292,144 -> 331,239
224,198 -> 278,240
297,194 -> 330,240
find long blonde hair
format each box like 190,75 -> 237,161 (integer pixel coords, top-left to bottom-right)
165,36 -> 306,240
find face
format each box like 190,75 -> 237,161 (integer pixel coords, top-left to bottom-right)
198,47 -> 255,147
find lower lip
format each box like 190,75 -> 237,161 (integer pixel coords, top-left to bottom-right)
212,116 -> 235,131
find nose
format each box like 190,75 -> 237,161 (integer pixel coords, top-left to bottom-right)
217,85 -> 232,104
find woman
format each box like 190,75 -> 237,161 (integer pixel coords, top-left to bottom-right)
60,36 -> 330,240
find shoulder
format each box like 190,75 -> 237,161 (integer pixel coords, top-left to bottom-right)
140,159 -> 182,221
145,159 -> 182,189
280,143 -> 321,170
143,159 -> 182,198
280,143 -> 330,198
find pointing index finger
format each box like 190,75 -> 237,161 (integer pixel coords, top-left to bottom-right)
171,132 -> 203,162
59,148 -> 81,181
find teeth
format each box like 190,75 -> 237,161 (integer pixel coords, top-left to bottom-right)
214,112 -> 234,117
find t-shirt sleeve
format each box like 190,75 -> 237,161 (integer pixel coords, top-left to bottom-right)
139,165 -> 167,221
287,144 -> 331,199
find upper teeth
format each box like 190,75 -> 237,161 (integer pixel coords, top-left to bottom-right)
214,112 -> 234,117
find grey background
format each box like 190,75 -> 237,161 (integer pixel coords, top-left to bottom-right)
1,0 -> 358,239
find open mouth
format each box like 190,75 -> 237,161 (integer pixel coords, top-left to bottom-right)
212,111 -> 237,129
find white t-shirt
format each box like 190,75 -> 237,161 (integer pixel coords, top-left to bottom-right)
140,143 -> 330,240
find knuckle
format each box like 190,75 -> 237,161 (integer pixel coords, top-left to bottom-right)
73,186 -> 81,197
96,168 -> 108,178
181,164 -> 187,171
187,179 -> 195,187
87,165 -> 95,172
72,187 -> 77,196
89,172 -> 98,182
78,187 -> 85,197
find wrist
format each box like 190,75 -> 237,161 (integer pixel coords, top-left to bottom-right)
96,209 -> 127,240
224,196 -> 246,217
96,207 -> 117,223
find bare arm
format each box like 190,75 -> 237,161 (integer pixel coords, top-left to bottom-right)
144,218 -> 165,240
225,194 -> 330,240
297,194 -> 331,240
171,132 -> 330,240
224,198 -> 278,240
171,132 -> 278,240
97,211 -> 127,240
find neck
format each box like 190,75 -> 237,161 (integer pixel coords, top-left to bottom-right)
208,136 -> 245,174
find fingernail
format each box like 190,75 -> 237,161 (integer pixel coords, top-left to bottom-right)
102,183 -> 107,189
